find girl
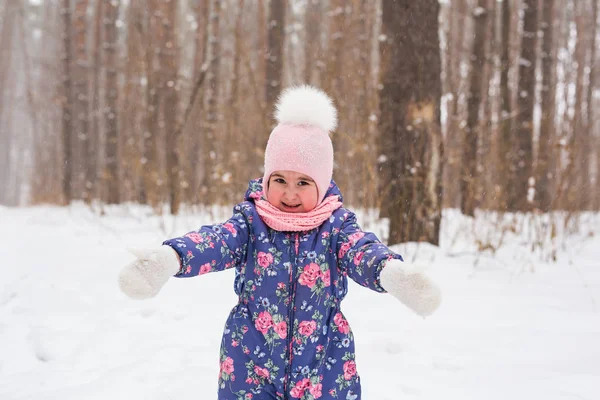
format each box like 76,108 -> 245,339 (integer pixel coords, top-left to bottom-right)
119,85 -> 441,400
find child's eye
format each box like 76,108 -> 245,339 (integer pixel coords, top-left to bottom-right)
298,181 -> 309,186
274,178 -> 286,184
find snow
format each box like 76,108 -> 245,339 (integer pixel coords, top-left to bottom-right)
1,204 -> 599,400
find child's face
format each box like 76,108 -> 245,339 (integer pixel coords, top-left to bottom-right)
267,170 -> 319,213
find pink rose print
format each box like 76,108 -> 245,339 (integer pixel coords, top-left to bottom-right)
343,360 -> 357,380
334,312 -> 350,334
348,232 -> 365,244
290,386 -> 303,398
322,269 -> 331,287
199,263 -> 211,275
256,251 -> 274,268
245,377 -> 253,384
298,263 -> 321,288
185,265 -> 192,274
231,340 -> 239,347
274,321 -> 287,339
353,251 -> 364,266
220,357 -> 234,375
277,282 -> 286,290
254,365 -> 270,379
223,222 -> 237,235
290,379 -> 312,398
185,232 -> 203,243
298,320 -> 317,336
309,383 -> 323,398
245,393 -> 253,399
338,242 -> 351,258
299,378 -> 312,390
254,311 -> 273,335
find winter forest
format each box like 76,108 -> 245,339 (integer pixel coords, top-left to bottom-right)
1,0 -> 597,242
1,1 -> 600,399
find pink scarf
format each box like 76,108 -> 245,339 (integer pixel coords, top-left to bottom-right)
253,195 -> 343,232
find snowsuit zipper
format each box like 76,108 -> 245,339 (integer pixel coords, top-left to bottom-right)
283,233 -> 300,399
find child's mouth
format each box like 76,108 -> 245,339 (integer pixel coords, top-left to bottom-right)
282,202 -> 301,209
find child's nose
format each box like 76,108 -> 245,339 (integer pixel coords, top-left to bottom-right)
283,187 -> 299,199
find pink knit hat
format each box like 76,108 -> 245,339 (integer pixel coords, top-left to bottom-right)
262,85 -> 338,205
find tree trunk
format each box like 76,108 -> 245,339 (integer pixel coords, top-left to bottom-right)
226,0 -> 245,203
202,0 -> 222,204
61,0 -> 74,204
160,0 -> 180,214
566,1 -> 587,210
0,2 -> 16,205
379,0 -> 443,245
265,0 -> 286,127
513,0 -> 538,211
90,0 -> 103,201
588,0 -> 599,211
325,0 -> 348,194
462,1 -> 488,216
442,0 -> 468,210
584,0 -> 597,210
536,0 -> 556,212
73,0 -> 91,201
189,0 -> 210,205
304,0 -> 323,85
497,0 -> 514,210
103,0 -> 120,204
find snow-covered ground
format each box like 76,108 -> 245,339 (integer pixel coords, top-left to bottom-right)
1,204 -> 599,400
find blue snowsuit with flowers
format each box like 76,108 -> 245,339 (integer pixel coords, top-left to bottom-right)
163,179 -> 403,400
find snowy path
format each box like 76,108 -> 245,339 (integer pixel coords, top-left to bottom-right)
0,206 -> 599,400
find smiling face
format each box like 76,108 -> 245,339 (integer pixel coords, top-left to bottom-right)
266,170 -> 319,213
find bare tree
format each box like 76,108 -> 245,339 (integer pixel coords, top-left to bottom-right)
536,0 -> 557,212
73,0 -> 91,201
443,0 -> 469,210
265,0 -> 287,126
188,0 -> 210,204
497,0 -> 514,210
513,0 -> 538,211
103,0 -> 120,204
462,1 -> 488,216
379,0 -> 443,245
303,0 -> 323,85
89,0 -> 104,201
0,2 -> 16,205
589,0 -> 599,210
584,0 -> 598,210
61,0 -> 75,204
202,0 -> 222,204
159,0 -> 180,214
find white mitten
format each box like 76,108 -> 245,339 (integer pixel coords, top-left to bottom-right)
118,246 -> 181,300
380,259 -> 441,317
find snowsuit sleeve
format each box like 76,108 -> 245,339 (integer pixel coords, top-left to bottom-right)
336,210 -> 403,292
162,203 -> 250,277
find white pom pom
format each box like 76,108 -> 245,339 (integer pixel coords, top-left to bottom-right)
274,85 -> 338,132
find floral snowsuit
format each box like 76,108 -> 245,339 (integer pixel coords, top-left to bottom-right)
163,179 -> 403,400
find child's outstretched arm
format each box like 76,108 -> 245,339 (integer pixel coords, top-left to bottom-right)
336,210 -> 441,317
119,205 -> 250,299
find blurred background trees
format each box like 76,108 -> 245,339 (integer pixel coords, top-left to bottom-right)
1,0 -> 599,245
